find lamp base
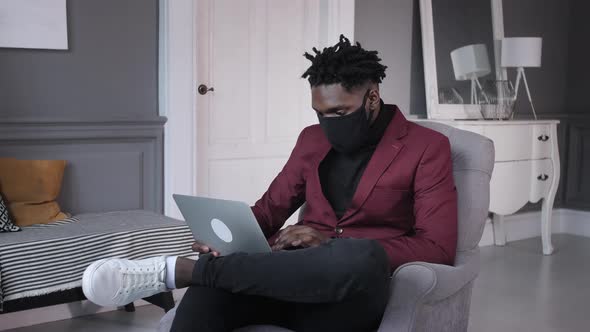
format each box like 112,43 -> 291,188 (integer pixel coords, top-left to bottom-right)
514,67 -> 538,120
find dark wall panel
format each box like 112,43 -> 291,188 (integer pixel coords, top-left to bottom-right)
563,0 -> 590,209
565,119 -> 590,209
504,0 -> 571,117
566,0 -> 590,113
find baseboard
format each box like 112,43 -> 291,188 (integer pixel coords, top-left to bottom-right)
478,208 -> 590,247
0,288 -> 187,331
559,209 -> 590,236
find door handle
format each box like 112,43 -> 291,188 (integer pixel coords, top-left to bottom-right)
537,135 -> 549,142
198,84 -> 214,95
537,174 -> 549,181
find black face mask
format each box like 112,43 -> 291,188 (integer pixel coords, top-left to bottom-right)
317,89 -> 373,154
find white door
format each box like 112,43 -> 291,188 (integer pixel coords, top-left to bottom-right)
195,0 -> 333,225
160,0 -> 354,219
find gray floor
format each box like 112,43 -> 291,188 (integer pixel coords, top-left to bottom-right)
469,234 -> 590,332
5,234 -> 590,332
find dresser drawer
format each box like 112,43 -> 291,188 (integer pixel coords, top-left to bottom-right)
483,125 -> 533,161
468,124 -> 553,161
489,159 -> 553,215
530,158 -> 553,203
489,160 -> 531,214
531,125 -> 553,160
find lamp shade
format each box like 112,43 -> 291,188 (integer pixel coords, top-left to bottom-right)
501,37 -> 542,68
450,44 -> 491,81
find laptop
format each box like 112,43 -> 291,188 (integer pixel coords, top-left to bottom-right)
173,194 -> 272,255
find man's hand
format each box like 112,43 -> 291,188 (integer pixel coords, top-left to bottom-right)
192,241 -> 220,257
271,225 -> 329,251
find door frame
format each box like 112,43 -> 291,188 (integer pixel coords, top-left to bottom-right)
159,0 -> 355,218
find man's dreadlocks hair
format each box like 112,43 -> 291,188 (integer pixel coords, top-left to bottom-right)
301,35 -> 387,90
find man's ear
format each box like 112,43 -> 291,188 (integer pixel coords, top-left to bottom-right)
369,86 -> 381,110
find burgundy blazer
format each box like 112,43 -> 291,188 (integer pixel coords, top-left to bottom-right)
251,106 -> 458,271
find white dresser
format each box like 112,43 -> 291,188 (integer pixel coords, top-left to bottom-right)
423,120 -> 560,255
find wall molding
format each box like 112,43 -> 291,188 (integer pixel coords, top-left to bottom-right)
479,208 -> 590,247
515,112 -> 590,120
0,118 -> 167,137
0,120 -> 165,214
0,117 -> 166,125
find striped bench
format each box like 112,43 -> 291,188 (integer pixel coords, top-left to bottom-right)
0,210 -> 195,312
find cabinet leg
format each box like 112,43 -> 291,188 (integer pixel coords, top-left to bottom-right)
541,126 -> 559,255
492,213 -> 506,246
541,197 -> 555,255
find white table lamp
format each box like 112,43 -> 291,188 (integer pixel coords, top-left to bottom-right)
501,37 -> 542,119
450,44 -> 491,104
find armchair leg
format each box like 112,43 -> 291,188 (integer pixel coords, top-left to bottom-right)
492,213 -> 507,246
144,291 -> 175,312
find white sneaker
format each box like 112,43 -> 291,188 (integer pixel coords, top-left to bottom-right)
82,256 -> 168,307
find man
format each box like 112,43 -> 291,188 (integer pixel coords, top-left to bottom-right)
82,35 -> 457,331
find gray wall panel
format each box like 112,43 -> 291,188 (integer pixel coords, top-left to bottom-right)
0,0 -> 164,214
0,120 -> 165,214
0,0 -> 159,121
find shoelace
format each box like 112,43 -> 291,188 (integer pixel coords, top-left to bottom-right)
118,262 -> 165,295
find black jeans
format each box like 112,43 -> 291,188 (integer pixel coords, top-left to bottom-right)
170,238 -> 391,332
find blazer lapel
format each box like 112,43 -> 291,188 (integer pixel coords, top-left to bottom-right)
309,136 -> 338,223
339,106 -> 409,222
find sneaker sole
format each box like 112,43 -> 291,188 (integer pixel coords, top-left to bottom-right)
82,258 -> 114,307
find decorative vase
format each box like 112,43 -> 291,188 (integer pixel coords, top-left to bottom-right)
478,80 -> 516,120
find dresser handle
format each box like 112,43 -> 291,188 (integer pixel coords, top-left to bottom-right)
537,135 -> 550,142
537,174 -> 549,181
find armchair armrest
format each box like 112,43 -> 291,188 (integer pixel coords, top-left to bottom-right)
377,264 -> 437,332
377,249 -> 480,332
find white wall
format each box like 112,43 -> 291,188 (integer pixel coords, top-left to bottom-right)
354,0 -> 426,116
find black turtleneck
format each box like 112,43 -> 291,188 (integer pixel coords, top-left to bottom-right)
319,102 -> 394,219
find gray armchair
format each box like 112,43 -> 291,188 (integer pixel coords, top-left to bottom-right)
159,122 -> 495,332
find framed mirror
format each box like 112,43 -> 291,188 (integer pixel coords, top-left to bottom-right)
420,0 -> 507,119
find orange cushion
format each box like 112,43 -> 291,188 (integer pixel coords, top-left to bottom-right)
0,158 -> 68,226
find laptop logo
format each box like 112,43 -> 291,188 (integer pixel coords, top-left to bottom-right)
211,218 -> 233,243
